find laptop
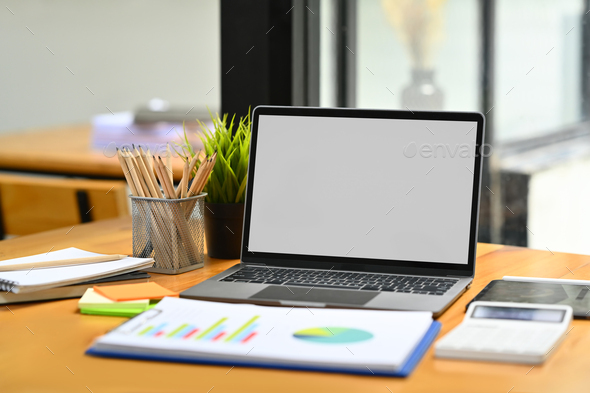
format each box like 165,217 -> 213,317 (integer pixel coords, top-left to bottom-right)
181,106 -> 485,317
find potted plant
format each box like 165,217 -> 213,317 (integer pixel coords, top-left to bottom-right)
177,110 -> 250,259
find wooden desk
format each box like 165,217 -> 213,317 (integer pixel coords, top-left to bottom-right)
0,125 -> 185,181
2,218 -> 590,393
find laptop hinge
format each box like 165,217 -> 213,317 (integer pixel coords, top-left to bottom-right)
446,275 -> 470,278
242,262 -> 266,266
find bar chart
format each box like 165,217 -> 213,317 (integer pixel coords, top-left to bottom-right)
137,315 -> 260,344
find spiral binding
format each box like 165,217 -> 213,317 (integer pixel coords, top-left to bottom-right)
0,279 -> 18,292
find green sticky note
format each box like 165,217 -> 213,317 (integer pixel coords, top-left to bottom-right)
81,304 -> 156,317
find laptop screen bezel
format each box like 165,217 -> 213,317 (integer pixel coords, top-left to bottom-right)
240,106 -> 484,277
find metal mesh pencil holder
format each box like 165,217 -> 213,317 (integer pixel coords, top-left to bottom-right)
130,193 -> 206,274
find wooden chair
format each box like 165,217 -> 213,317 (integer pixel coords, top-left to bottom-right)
0,173 -> 130,238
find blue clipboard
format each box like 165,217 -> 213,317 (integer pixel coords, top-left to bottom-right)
86,321 -> 440,377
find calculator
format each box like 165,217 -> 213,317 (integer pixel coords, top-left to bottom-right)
435,301 -> 573,364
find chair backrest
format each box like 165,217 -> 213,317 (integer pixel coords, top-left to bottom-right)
0,173 -> 130,237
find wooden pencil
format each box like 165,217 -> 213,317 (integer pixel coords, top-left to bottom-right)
158,156 -> 177,199
124,147 -> 149,197
116,148 -> 138,196
201,153 -> 217,193
0,254 -> 129,272
153,156 -> 172,198
157,156 -> 198,266
192,158 -> 211,196
133,146 -> 159,198
149,158 -> 179,268
187,157 -> 209,197
180,160 -> 189,199
166,143 -> 173,184
189,152 -> 217,197
146,147 -> 154,173
122,148 -> 147,197
140,146 -> 163,198
175,151 -> 201,198
187,151 -> 201,178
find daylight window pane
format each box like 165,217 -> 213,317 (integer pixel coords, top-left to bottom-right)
495,0 -> 583,143
356,0 -> 479,112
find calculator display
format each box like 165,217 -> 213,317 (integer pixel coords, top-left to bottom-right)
472,306 -> 565,323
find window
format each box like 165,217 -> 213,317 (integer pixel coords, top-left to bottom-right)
320,0 -> 590,255
496,0 -> 583,143
356,0 -> 479,113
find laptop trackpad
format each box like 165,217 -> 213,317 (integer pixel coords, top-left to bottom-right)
249,285 -> 378,306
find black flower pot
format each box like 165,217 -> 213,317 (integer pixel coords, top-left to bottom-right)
204,202 -> 245,259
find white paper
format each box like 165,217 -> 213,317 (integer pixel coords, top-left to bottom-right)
93,298 -> 433,371
0,248 -> 153,293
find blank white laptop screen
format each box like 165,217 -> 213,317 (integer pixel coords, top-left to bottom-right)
248,115 -> 478,265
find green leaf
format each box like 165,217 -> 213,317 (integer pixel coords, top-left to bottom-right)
235,176 -> 248,203
178,107 -> 251,204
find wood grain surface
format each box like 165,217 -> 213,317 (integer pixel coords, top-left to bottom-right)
0,125 -> 185,181
1,217 -> 590,393
0,173 -> 129,236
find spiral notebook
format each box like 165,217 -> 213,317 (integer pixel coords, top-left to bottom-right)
87,297 -> 440,376
0,248 -> 154,294
0,271 -> 150,305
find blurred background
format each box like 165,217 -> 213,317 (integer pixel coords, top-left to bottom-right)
1,0 -> 589,256
0,0 -> 220,132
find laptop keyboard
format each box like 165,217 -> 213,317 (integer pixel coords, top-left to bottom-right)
220,266 -> 459,296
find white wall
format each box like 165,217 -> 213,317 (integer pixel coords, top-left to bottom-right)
0,0 -> 220,133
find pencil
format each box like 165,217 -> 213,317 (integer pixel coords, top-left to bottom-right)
189,152 -> 217,197
187,151 -> 201,178
153,156 -> 172,198
116,148 -> 138,196
158,156 -> 177,199
146,147 -> 154,173
0,254 -> 129,272
175,151 -> 200,198
181,160 -> 189,199
187,157 -> 209,197
133,146 -> 159,198
128,147 -> 151,194
193,158 -> 211,196
140,146 -> 163,198
157,155 -> 198,265
122,148 -> 147,197
166,143 -> 173,184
